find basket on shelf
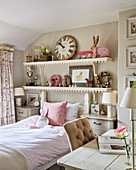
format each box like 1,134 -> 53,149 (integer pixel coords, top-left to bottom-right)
38,55 -> 52,61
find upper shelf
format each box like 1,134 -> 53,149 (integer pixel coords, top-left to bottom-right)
23,86 -> 112,93
23,57 -> 112,66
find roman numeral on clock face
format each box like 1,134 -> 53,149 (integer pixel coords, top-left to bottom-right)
58,53 -> 61,59
69,40 -> 73,44
63,36 -> 66,41
70,45 -> 74,48
68,49 -> 73,53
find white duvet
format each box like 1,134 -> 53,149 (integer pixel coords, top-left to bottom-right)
0,115 -> 69,170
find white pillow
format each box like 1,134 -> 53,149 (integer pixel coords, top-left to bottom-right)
65,102 -> 80,122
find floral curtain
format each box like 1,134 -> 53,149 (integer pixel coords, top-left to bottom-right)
0,48 -> 15,125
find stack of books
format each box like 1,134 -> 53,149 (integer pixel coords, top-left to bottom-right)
98,130 -> 129,154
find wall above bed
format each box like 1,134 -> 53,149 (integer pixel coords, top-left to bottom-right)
23,21 -> 118,105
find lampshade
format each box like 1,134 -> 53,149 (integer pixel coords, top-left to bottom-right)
14,87 -> 25,96
120,87 -> 136,109
102,91 -> 118,104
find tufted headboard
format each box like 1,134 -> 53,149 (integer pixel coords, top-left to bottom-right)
64,117 -> 95,151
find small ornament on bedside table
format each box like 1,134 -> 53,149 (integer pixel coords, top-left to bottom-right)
34,100 -> 40,107
100,109 -> 106,115
91,104 -> 102,114
23,99 -> 27,106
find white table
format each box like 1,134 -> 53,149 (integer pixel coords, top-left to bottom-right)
57,139 -> 134,170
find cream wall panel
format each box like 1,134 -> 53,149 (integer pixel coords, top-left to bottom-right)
118,8 -> 136,129
23,22 -> 118,105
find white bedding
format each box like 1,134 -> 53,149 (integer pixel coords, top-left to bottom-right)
0,115 -> 69,170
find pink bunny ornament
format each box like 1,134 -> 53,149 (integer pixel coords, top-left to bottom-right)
36,108 -> 49,128
91,35 -> 109,58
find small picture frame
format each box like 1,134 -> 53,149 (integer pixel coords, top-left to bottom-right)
125,76 -> 136,88
33,46 -> 42,62
27,93 -> 38,106
126,47 -> 136,68
126,17 -> 136,39
69,65 -> 93,87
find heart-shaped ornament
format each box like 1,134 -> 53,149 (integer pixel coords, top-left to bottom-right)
51,75 -> 61,87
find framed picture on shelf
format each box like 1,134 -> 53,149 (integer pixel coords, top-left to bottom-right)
27,94 -> 38,106
125,76 -> 136,88
69,65 -> 93,87
126,17 -> 136,39
126,47 -> 136,68
33,46 -> 42,62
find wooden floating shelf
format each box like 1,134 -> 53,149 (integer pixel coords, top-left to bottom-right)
23,57 -> 112,66
23,86 -> 112,93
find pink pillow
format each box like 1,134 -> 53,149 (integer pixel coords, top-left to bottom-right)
43,101 -> 67,126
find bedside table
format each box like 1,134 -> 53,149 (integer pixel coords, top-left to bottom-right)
15,106 -> 40,122
81,113 -> 117,136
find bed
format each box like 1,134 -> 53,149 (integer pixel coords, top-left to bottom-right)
0,103 -> 84,170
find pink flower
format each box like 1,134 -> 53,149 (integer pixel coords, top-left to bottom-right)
114,126 -> 128,139
114,126 -> 130,157
114,126 -> 128,133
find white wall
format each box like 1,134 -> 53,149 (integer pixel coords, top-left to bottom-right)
13,49 -> 24,87
23,21 -> 118,105
118,8 -> 136,130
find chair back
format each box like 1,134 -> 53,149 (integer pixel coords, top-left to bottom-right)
64,117 -> 95,151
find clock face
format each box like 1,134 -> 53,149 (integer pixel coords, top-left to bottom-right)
34,100 -> 40,107
54,35 -> 77,60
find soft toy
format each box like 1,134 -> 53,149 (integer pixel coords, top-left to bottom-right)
36,108 -> 49,128
62,75 -> 72,87
91,35 -> 109,58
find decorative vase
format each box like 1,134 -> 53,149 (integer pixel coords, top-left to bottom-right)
125,154 -> 131,166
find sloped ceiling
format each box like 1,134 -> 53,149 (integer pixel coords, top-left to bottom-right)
0,0 -> 136,50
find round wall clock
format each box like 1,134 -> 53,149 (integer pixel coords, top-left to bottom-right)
54,35 -> 77,60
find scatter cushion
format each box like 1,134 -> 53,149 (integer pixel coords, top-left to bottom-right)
65,103 -> 80,122
43,101 -> 67,126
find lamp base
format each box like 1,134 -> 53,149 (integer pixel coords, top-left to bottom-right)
107,105 -> 116,118
15,98 -> 22,107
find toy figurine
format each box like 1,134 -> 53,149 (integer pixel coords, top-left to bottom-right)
91,35 -> 110,58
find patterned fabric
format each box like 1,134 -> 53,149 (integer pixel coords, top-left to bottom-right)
0,115 -> 70,170
0,51 -> 15,125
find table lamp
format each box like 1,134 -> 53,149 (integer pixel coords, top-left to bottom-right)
14,87 -> 25,106
102,91 -> 118,118
120,87 -> 136,170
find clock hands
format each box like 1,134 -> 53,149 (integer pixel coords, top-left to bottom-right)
58,42 -> 65,49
